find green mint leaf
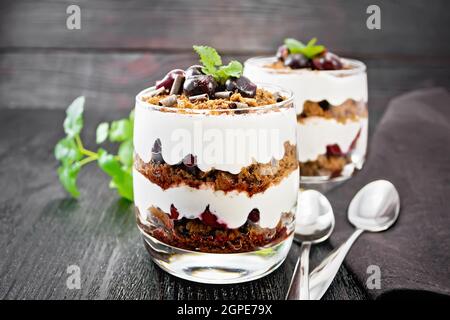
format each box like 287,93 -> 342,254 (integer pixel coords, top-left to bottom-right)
301,45 -> 325,59
118,140 -> 133,167
307,37 -> 317,47
112,170 -> 133,201
193,45 -> 222,75
97,149 -> 122,177
98,149 -> 133,201
55,137 -> 83,165
109,119 -> 132,142
284,38 -> 305,54
57,163 -> 81,198
216,60 -> 243,83
63,96 -> 85,138
96,122 -> 109,144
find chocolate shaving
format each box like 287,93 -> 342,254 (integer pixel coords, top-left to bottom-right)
214,91 -> 232,99
145,87 -> 166,98
159,94 -> 177,107
233,102 -> 248,109
189,93 -> 209,102
169,74 -> 185,95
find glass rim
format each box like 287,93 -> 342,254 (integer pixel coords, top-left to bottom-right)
135,82 -> 294,115
244,56 -> 367,75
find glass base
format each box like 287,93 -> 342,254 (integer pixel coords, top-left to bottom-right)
300,155 -> 365,193
140,229 -> 294,284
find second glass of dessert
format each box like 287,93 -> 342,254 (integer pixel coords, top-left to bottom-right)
134,46 -> 299,283
244,38 -> 368,188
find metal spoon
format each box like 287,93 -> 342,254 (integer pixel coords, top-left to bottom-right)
286,190 -> 335,300
309,180 -> 400,300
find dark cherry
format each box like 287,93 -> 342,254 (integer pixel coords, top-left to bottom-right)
182,154 -> 196,167
225,76 -> 257,98
276,45 -> 289,61
200,206 -> 227,229
180,154 -> 199,175
248,209 -> 260,223
170,204 -> 179,219
284,54 -> 311,69
155,69 -> 185,90
318,100 -> 330,110
183,74 -> 217,97
151,139 -> 164,164
312,52 -> 343,70
326,144 -> 344,157
185,65 -> 204,78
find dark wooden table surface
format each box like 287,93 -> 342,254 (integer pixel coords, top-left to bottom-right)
0,0 -> 449,300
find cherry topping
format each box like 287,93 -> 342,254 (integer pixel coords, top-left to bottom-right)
200,206 -> 227,229
151,139 -> 165,164
183,74 -> 217,97
155,69 -> 185,90
225,76 -> 257,98
312,52 -> 343,70
170,204 -> 179,219
284,54 -> 311,69
248,209 -> 260,223
185,65 -> 204,78
276,45 -> 289,61
326,144 -> 344,157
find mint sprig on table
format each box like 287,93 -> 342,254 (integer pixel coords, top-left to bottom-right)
284,38 -> 325,59
193,45 -> 243,84
55,96 -> 134,201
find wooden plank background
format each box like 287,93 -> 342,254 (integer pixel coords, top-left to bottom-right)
0,0 -> 449,300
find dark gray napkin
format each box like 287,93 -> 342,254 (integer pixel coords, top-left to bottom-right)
326,87 -> 450,299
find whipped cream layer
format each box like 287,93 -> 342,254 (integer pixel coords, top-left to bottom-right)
134,88 -> 296,174
243,56 -> 368,114
297,117 -> 368,163
134,168 -> 299,229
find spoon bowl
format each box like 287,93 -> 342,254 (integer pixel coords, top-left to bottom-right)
287,190 -> 334,300
309,179 -> 401,300
295,190 -> 335,243
348,180 -> 400,232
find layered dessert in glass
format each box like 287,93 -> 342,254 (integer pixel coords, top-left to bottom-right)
134,46 -> 298,283
244,38 -> 368,187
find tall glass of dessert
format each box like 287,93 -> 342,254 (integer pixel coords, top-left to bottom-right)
244,38 -> 368,190
133,48 -> 298,283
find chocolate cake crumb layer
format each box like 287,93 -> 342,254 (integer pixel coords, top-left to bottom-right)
298,99 -> 368,123
300,154 -> 348,177
142,88 -> 284,110
137,207 -> 293,253
135,142 -> 298,195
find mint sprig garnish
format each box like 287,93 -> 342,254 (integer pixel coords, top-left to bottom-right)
55,96 -> 134,201
193,45 -> 243,84
284,37 -> 325,59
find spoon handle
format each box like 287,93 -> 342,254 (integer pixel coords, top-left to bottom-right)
286,242 -> 311,300
309,229 -> 364,300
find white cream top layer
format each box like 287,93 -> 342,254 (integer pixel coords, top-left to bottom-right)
134,168 -> 299,229
297,117 -> 368,162
134,88 -> 296,174
243,57 -> 368,114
